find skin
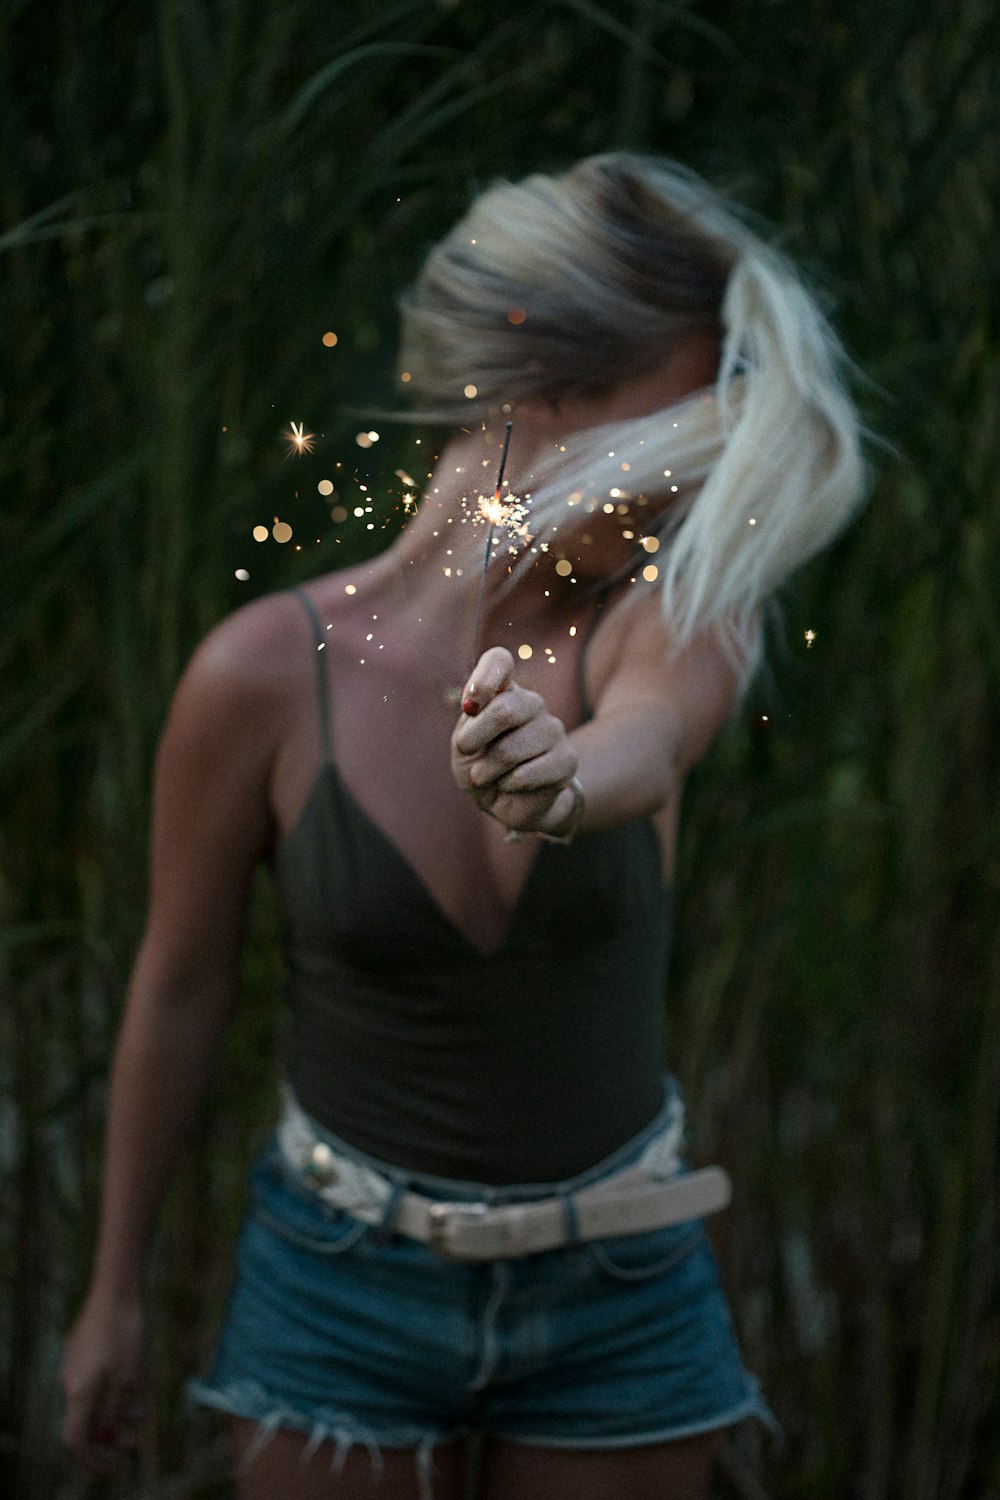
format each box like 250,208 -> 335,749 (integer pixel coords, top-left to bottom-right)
60,333 -> 740,1495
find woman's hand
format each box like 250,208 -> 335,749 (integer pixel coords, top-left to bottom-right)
60,1290 -> 146,1474
451,648 -> 579,836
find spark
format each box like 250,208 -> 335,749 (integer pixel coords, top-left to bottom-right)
478,493 -> 523,529
284,420 -> 315,456
804,629 -> 816,648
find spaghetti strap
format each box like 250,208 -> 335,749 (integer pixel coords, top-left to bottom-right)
290,588 -> 332,763
576,593 -> 609,723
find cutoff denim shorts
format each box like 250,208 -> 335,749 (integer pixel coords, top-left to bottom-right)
189,1079 -> 778,1492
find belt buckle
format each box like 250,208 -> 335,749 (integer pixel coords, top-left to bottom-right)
427,1201 -> 488,1259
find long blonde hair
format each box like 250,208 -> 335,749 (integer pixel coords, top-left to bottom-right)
399,154 -> 864,663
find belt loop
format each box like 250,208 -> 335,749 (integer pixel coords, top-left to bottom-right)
374,1179 -> 407,1244
559,1191 -> 582,1249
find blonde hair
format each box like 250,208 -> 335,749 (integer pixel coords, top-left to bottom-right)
400,154 -> 864,661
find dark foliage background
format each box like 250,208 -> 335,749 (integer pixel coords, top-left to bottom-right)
2,1 -> 997,1496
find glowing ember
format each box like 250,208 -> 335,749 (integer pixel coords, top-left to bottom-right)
284,420 -> 315,456
480,496 -> 511,527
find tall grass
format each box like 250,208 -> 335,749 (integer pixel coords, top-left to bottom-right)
1,1 -> 997,1496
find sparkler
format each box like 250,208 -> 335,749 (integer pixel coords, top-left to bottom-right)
284,420 -> 315,456
469,421 -> 513,675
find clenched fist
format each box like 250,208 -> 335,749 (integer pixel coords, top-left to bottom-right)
451,648 -> 580,838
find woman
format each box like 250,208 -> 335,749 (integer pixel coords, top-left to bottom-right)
61,154 -> 862,1499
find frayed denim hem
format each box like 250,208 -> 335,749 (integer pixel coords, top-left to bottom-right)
493,1390 -> 784,1451
187,1377 -> 462,1500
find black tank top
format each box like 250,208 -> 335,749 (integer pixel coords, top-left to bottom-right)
273,589 -> 671,1184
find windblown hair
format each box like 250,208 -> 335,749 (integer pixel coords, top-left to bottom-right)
399,153 -> 864,660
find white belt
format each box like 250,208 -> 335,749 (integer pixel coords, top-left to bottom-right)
277,1089 -> 731,1262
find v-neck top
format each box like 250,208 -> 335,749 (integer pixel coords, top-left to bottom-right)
273,590 -> 671,1184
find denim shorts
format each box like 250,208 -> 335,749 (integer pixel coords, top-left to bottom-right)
189,1080 -> 778,1494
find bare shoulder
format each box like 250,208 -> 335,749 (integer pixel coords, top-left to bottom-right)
183,589 -> 308,692
161,590 -> 312,771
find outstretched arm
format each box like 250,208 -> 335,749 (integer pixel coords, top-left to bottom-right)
60,610 -> 280,1473
451,594 -> 739,838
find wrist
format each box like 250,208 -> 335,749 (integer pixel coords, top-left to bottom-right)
89,1250 -> 150,1306
539,777 -> 585,844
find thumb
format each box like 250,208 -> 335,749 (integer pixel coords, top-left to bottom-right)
462,647 -> 515,717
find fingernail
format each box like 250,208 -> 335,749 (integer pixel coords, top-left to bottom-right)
462,695 -> 479,717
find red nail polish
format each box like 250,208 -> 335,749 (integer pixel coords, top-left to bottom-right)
462,696 -> 479,717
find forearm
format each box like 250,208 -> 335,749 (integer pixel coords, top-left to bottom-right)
89,965 -> 235,1300
542,704 -> 678,835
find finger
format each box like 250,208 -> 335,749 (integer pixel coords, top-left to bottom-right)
455,685 -> 543,757
63,1376 -> 105,1459
487,785 -> 565,832
466,719 -> 563,788
461,647 -> 515,717
65,1376 -> 142,1473
493,746 -> 577,794
99,1388 -> 145,1451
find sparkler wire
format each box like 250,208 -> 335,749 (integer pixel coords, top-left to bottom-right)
470,420 -> 513,670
